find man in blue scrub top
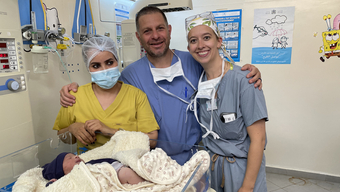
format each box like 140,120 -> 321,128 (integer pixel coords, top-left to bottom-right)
120,7 -> 202,165
59,7 -> 262,165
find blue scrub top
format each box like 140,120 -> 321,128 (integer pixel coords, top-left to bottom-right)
200,64 -> 268,157
120,50 -> 203,165
199,64 -> 268,192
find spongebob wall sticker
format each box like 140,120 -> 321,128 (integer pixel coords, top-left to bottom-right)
319,14 -> 340,62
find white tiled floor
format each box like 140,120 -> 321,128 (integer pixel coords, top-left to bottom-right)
267,173 -> 340,192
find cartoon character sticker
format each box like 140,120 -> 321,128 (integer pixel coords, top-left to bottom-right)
319,14 -> 340,62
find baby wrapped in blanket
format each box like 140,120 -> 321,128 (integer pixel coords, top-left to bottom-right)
13,130 -> 211,192
42,152 -> 145,187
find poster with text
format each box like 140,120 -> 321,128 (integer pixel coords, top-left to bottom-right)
213,9 -> 242,62
252,7 -> 295,64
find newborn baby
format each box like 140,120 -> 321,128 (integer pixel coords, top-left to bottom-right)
42,152 -> 145,186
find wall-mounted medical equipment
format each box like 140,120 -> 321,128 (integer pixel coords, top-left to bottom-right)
18,1 -> 75,75
0,38 -> 21,72
21,11 -> 46,44
19,1 -> 66,44
0,0 -> 35,157
72,0 -> 96,43
130,0 -> 193,18
0,75 -> 26,95
19,0 -> 46,44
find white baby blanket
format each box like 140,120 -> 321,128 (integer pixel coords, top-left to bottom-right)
13,130 -> 210,192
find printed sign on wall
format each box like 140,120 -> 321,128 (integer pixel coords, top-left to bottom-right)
252,7 -> 295,64
213,9 -> 242,62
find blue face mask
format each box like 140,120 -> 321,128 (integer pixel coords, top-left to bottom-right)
90,66 -> 121,89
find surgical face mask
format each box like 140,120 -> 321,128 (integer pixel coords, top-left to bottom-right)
190,59 -> 226,140
196,72 -> 223,99
90,66 -> 120,89
149,51 -> 196,104
196,57 -> 225,100
149,56 -> 184,83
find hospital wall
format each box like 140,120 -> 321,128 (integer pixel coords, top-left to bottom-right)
166,0 -> 340,177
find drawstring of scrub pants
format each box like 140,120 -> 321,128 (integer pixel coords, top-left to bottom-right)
211,154 -> 236,188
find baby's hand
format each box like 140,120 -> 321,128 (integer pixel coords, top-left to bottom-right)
46,179 -> 58,187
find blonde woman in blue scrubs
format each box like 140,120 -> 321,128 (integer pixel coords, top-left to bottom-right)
186,12 -> 268,192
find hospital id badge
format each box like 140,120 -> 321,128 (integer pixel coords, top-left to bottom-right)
220,113 -> 236,123
207,100 -> 218,111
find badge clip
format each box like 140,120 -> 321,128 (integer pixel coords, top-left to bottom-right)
220,112 -> 236,123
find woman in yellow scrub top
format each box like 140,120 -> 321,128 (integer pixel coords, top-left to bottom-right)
53,36 -> 159,153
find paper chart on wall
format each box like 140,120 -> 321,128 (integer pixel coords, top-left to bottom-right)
213,9 -> 242,62
252,6 -> 295,64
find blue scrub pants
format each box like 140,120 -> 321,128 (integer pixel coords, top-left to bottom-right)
209,152 -> 267,192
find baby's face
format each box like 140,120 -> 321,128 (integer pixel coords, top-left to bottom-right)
63,153 -> 84,175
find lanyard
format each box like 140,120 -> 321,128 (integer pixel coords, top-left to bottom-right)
193,60 -> 225,139
189,59 -> 233,139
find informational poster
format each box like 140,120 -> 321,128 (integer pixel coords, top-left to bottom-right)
252,7 -> 295,64
115,3 -> 129,22
213,9 -> 242,62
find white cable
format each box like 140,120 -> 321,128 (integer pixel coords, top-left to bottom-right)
77,0 -> 82,33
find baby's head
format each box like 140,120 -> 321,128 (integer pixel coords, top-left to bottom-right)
42,152 -> 84,180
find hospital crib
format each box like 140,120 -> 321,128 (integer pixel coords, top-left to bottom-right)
0,133 -> 211,192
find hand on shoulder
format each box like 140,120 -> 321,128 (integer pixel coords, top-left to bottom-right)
60,82 -> 79,107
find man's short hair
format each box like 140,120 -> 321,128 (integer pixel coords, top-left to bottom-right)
135,6 -> 168,32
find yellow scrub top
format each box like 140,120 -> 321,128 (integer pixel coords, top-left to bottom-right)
53,81 -> 159,152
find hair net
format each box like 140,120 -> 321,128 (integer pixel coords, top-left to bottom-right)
185,12 -> 235,64
82,36 -> 118,69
